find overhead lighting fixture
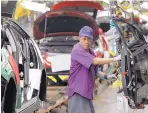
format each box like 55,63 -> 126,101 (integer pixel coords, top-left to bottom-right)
140,2 -> 148,9
102,0 -> 110,4
20,1 -> 50,13
96,11 -> 109,18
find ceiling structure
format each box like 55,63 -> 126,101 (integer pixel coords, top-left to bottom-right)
13,0 -> 148,21
11,0 -> 148,36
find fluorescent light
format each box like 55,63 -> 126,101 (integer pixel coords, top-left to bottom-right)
102,0 -> 110,4
20,1 -> 50,13
140,2 -> 148,9
97,11 -> 109,18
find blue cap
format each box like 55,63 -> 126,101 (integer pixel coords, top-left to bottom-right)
79,26 -> 94,40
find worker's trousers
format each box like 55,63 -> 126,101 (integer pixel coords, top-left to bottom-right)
68,93 -> 95,113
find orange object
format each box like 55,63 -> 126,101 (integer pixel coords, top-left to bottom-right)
43,51 -> 51,68
122,72 -> 127,76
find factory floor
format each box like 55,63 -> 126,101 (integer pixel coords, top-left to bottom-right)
94,83 -> 148,113
39,81 -> 148,113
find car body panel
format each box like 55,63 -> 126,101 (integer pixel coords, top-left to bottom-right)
30,38 -> 44,65
34,7 -> 99,81
1,17 -> 46,113
33,10 -> 99,41
112,18 -> 148,108
2,1 -> 46,112
1,46 -> 22,109
38,35 -> 83,76
51,1 -> 104,19
1,47 -> 13,81
51,1 -> 104,10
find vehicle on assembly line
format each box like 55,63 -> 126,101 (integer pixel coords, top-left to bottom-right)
1,1 -> 46,113
33,9 -> 99,86
52,1 -> 111,32
112,17 -> 148,109
51,1 -> 120,85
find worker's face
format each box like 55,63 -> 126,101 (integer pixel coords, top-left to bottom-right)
79,36 -> 92,50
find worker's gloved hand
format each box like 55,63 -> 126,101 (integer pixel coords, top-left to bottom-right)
104,74 -> 117,80
113,55 -> 121,61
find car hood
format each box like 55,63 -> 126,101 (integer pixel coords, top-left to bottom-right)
51,1 -> 104,19
52,1 -> 104,10
33,10 -> 99,41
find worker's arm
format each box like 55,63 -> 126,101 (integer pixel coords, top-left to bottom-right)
92,55 -> 121,65
93,57 -> 114,65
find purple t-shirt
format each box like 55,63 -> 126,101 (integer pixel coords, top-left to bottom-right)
68,43 -> 96,100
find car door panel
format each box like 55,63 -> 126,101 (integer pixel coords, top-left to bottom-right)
27,40 -> 42,100
27,69 -> 42,100
113,18 -> 148,108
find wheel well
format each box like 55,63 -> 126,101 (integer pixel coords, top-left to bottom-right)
4,78 -> 17,113
39,69 -> 47,101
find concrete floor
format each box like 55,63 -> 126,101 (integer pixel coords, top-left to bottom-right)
93,83 -> 148,113
39,82 -> 148,113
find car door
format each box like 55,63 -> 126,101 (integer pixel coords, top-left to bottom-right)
8,26 -> 30,102
2,23 -> 22,111
113,18 -> 148,108
128,26 -> 148,107
10,25 -> 42,101
27,39 -> 42,100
